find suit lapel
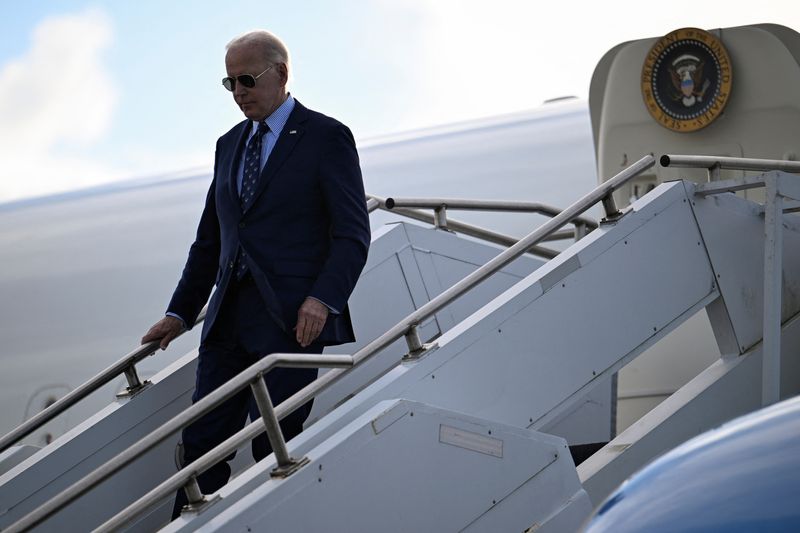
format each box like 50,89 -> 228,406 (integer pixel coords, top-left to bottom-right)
247,101 -> 308,210
226,121 -> 251,216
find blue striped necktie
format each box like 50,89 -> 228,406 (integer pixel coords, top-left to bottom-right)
240,121 -> 269,212
236,121 -> 269,279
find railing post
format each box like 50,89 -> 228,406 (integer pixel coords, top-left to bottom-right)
117,364 -> 149,398
707,162 -> 721,182
404,325 -> 424,354
182,476 -> 206,508
433,205 -> 449,230
601,193 -> 622,221
250,377 -> 309,477
573,222 -> 587,242
762,173 -> 783,406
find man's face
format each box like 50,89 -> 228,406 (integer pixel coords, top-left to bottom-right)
225,43 -> 287,121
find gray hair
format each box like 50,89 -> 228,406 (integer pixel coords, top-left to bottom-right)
226,30 -> 291,78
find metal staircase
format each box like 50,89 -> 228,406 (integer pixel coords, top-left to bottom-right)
0,176 -> 601,531
3,155 -> 800,532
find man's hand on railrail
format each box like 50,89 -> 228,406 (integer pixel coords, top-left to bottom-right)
141,316 -> 185,350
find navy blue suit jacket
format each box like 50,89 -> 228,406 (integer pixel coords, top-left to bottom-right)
167,100 -> 370,346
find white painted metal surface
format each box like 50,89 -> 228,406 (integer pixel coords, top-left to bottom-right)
168,400 -> 592,533
309,222 -> 549,427
591,25 -> 800,203
687,177 -> 800,355
579,311 -> 800,504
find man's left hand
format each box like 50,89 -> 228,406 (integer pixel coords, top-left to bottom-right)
295,297 -> 329,347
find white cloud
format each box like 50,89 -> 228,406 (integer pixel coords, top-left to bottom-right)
0,9 -> 118,202
378,0 -> 800,130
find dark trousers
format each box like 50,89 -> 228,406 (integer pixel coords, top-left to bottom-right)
172,275 -> 321,518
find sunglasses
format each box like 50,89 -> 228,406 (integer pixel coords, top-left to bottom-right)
222,65 -> 273,92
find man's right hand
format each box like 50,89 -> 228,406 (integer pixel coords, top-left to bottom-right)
141,316 -> 184,350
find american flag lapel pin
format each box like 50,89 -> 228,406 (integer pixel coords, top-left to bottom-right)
289,130 -> 297,134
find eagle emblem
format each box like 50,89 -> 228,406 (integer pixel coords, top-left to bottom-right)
670,54 -> 711,107
641,28 -> 732,132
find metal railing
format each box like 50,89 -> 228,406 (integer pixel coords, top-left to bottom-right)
9,155 -> 656,532
367,195 -> 587,259
661,154 -> 800,181
0,309 -> 207,454
0,190 -> 593,453
6,353 -> 354,533
384,197 -> 598,234
662,154 -> 800,407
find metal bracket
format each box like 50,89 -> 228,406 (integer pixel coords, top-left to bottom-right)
402,342 -> 439,362
178,475 -> 221,515
180,493 -> 221,515
270,456 -> 310,478
116,364 -> 151,398
600,194 -> 629,224
402,326 -> 439,360
115,380 -> 152,399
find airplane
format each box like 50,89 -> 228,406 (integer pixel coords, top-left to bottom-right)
0,21 -> 798,532
581,394 -> 800,532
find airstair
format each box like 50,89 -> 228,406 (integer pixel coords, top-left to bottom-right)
2,155 -> 800,532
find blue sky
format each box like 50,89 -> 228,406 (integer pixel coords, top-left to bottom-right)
1,0 -> 797,201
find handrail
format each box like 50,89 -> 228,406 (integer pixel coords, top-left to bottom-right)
384,197 -> 599,229
45,154 -> 655,531
0,190 -> 568,452
0,308 -> 208,453
368,194 -> 561,259
661,154 -> 800,181
6,353 -> 354,533
279,156 -> 654,415
366,197 -> 380,213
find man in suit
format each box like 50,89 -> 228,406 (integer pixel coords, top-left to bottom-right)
141,30 -> 370,517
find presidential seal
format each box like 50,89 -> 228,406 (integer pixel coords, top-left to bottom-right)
641,28 -> 732,132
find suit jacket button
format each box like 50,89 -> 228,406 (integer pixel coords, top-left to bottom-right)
229,261 -> 234,268
239,222 -> 246,228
